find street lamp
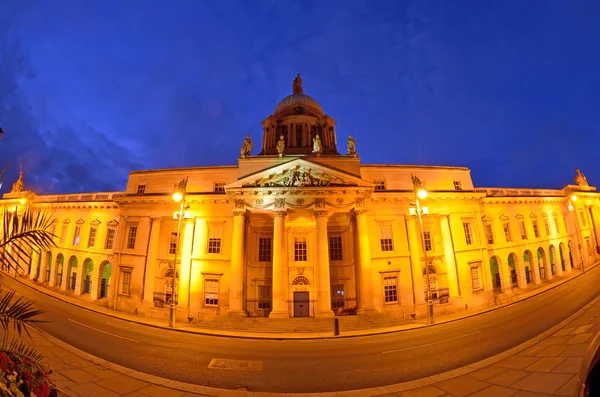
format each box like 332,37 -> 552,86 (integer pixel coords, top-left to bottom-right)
569,194 -> 585,273
410,174 -> 434,325
169,177 -> 188,328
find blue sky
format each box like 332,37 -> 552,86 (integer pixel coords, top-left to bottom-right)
1,0 -> 599,194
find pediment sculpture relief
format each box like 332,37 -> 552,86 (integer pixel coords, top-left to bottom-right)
245,165 -> 356,188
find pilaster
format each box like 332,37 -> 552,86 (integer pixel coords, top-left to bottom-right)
439,215 -> 459,297
270,210 -> 289,318
228,206 -> 247,316
142,217 -> 161,302
314,209 -> 332,317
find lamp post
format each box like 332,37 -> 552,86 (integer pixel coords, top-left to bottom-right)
170,177 -> 188,328
410,174 -> 434,325
569,194 -> 585,273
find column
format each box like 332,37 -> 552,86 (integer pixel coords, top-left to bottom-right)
74,259 -> 84,295
532,256 -> 542,284
355,209 -> 375,312
314,210 -> 332,317
142,217 -> 161,302
440,215 -> 459,297
407,217 -> 426,305
303,124 -> 309,148
29,250 -> 40,280
555,249 -> 564,277
228,209 -> 247,315
48,257 -> 57,287
39,252 -> 48,283
499,261 -> 512,294
177,219 -> 195,309
270,210 -> 288,318
90,264 -> 102,300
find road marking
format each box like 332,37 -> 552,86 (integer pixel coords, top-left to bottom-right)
68,319 -> 139,343
208,358 -> 263,371
382,330 -> 481,354
106,322 -> 174,339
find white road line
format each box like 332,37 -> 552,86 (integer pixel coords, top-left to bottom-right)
382,330 -> 481,354
68,319 -> 140,343
106,322 -> 174,339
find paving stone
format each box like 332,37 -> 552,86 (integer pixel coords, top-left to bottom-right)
559,343 -> 589,357
509,391 -> 554,397
59,368 -> 101,384
537,335 -> 571,346
536,344 -> 569,357
396,386 -> 447,397
123,393 -> 151,397
511,372 -> 574,394
433,375 -> 489,397
495,356 -> 541,370
525,357 -> 565,372
567,332 -> 594,344
465,385 -> 516,397
97,374 -> 149,395
57,355 -> 97,369
181,393 -> 214,397
52,378 -> 78,389
555,375 -> 580,396
551,356 -> 583,373
82,365 -> 120,379
552,327 -> 575,337
467,366 -> 507,381
137,384 -> 185,397
68,383 -> 121,397
517,346 -> 546,357
571,324 -> 593,334
486,369 -> 529,386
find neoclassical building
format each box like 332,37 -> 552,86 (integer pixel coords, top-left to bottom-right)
3,76 -> 599,330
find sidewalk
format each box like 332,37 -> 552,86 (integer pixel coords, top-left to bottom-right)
28,288 -> 600,396
17,262 -> 598,340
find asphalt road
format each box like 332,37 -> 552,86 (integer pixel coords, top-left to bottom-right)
3,266 -> 600,393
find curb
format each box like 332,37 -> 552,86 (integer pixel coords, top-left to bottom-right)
36,292 -> 600,396
15,262 -> 599,341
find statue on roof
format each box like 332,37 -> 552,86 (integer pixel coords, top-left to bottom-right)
411,173 -> 424,192
276,135 -> 286,157
575,168 -> 589,188
312,134 -> 322,155
11,171 -> 24,193
293,74 -> 303,95
347,134 -> 357,157
240,134 -> 253,158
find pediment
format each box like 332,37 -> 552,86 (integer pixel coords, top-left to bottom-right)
75,218 -> 85,225
107,219 -> 119,227
227,158 -> 374,189
515,213 -> 524,220
90,219 -> 102,226
541,212 -> 548,218
529,213 -> 537,219
481,215 -> 493,222
499,214 -> 510,221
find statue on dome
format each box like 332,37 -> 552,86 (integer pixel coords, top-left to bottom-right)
575,168 -> 589,187
312,134 -> 322,155
293,74 -> 303,95
240,134 -> 253,158
11,171 -> 24,193
347,134 -> 357,157
276,135 -> 286,157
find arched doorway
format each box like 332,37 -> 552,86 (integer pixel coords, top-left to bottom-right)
45,252 -> 52,283
422,264 -> 442,302
489,256 -> 501,291
98,261 -> 112,299
507,253 -> 520,288
568,240 -> 576,269
34,252 -> 41,280
537,247 -> 550,280
54,254 -> 64,287
559,243 -> 566,272
549,245 -> 557,276
82,259 -> 93,294
67,256 -> 78,291
523,251 -> 533,284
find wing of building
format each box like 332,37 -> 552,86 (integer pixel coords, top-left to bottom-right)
4,76 -> 600,332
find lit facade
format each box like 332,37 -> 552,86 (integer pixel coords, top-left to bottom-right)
4,76 -> 600,329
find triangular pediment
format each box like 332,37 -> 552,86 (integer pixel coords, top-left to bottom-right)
226,158 -> 374,189
499,214 -> 510,221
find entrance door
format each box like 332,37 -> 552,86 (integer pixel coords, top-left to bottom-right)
293,291 -> 309,318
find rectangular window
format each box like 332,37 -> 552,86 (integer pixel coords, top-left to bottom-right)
331,284 -> 345,308
532,221 -> 540,238
50,223 -> 57,237
294,237 -> 307,261
519,221 -> 527,240
207,226 -> 222,254
136,184 -> 146,194
204,279 -> 219,306
60,224 -> 68,245
453,181 -> 463,191
258,237 -> 272,262
580,210 -> 587,227
169,232 -> 178,255
470,267 -> 481,290
423,229 -> 432,251
484,224 -> 494,244
503,223 -> 512,242
374,180 -> 386,191
258,285 -> 271,309
121,270 -> 132,295
379,225 -> 394,251
555,216 -> 561,234
463,222 -> 473,245
543,218 -> 551,235
329,236 -> 343,260
213,182 -> 225,192
87,227 -> 97,248
383,276 -> 398,303
73,226 -> 81,246
105,228 -> 115,249
127,226 -> 137,249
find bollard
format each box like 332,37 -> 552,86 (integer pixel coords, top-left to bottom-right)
334,316 -> 340,336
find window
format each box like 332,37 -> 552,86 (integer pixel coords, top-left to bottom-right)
73,226 -> 81,246
136,184 -> 146,194
519,221 -> 527,240
543,218 -> 551,235
383,276 -> 398,303
60,224 -> 68,245
88,227 -> 97,248
329,236 -> 343,260
169,232 -> 178,255
331,284 -> 345,308
463,222 -> 473,245
532,221 -> 540,238
422,229 -> 432,251
555,216 -> 561,234
105,228 -> 116,249
127,226 -> 137,249
503,223 -> 512,242
204,279 -> 219,306
294,237 -> 307,261
207,226 -> 222,254
214,182 -> 225,192
258,237 -> 272,262
453,181 -> 463,191
580,210 -> 587,227
470,267 -> 481,290
50,223 -> 57,237
483,224 -> 493,244
379,225 -> 394,251
258,285 -> 271,309
121,269 -> 132,295
374,180 -> 386,191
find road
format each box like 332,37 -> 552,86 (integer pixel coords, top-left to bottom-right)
3,266 -> 600,393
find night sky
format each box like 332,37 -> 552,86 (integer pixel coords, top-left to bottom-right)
1,1 -> 599,194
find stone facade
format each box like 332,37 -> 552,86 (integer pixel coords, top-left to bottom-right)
3,77 -> 600,328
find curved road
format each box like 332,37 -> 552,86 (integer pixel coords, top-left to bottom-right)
4,266 -> 600,393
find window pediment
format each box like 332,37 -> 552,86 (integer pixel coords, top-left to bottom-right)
515,213 -> 524,220
541,212 -> 549,218
552,211 -> 558,216
107,219 -> 119,227
481,215 -> 493,222
63,218 -> 71,224
90,219 -> 101,226
529,213 -> 537,219
499,214 -> 510,221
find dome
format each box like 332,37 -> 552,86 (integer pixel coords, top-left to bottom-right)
274,93 -> 323,113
